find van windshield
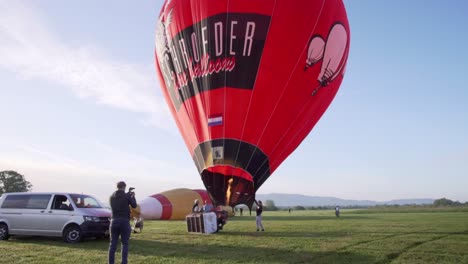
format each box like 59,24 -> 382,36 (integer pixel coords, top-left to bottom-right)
70,194 -> 103,208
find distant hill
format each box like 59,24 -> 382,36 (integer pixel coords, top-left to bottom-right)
255,193 -> 434,207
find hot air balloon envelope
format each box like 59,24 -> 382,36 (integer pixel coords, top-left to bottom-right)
155,0 -> 350,207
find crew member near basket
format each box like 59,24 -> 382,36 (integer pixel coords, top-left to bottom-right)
254,200 -> 265,232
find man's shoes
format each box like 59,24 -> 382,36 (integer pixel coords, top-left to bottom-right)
261,229 -> 265,231
257,229 -> 259,231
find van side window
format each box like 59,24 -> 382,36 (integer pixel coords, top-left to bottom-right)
1,195 -> 29,208
27,195 -> 52,209
1,195 -> 51,209
52,195 -> 72,210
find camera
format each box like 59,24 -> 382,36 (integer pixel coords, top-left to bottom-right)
128,187 -> 135,197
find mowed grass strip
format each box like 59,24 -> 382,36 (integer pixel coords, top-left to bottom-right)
1,210 -> 467,263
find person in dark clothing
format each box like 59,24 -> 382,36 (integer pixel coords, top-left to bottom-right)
108,181 -> 137,264
254,200 -> 264,231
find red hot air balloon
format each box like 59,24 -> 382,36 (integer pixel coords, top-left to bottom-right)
155,0 -> 350,208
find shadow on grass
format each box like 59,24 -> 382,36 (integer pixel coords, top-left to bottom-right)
231,215 -> 375,221
8,235 -> 107,246
219,230 -> 353,238
7,230 -> 468,263
130,239 -> 377,263
8,236 -> 377,263
9,229 -> 466,244
200,229 -> 468,241
222,230 -> 468,238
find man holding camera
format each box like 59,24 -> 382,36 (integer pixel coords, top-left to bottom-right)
108,181 -> 137,264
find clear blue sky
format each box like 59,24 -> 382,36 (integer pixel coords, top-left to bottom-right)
1,0 -> 467,203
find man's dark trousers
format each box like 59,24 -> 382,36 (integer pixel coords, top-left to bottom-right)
108,218 -> 131,264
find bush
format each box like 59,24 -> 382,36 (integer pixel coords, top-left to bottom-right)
293,206 -> 305,210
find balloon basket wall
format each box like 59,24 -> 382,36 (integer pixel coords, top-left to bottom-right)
186,212 -> 217,234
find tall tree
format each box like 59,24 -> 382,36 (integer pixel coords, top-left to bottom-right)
433,198 -> 454,206
264,200 -> 278,211
0,170 -> 33,195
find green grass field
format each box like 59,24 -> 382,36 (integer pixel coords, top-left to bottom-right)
1,209 -> 467,263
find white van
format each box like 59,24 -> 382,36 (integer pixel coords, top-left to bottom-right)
0,192 -> 111,243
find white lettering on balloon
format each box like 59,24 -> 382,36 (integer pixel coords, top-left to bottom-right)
158,18 -> 257,91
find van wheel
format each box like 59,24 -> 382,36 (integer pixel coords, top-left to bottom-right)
0,223 -> 9,240
63,225 -> 82,243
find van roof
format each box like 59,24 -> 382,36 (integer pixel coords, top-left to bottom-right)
1,192 -> 93,196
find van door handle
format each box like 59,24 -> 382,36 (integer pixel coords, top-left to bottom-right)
48,211 -> 53,213
40,210 -> 45,213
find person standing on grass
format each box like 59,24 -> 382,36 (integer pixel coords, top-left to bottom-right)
108,181 -> 137,264
254,200 -> 265,231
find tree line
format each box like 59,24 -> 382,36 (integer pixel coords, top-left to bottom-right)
254,198 -> 468,211
0,170 -> 33,195
433,198 -> 468,207
2,170 -> 467,209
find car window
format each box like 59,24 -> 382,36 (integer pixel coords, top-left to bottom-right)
70,194 -> 103,208
1,194 -> 51,209
52,195 -> 72,210
1,195 -> 29,208
27,195 -> 52,209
